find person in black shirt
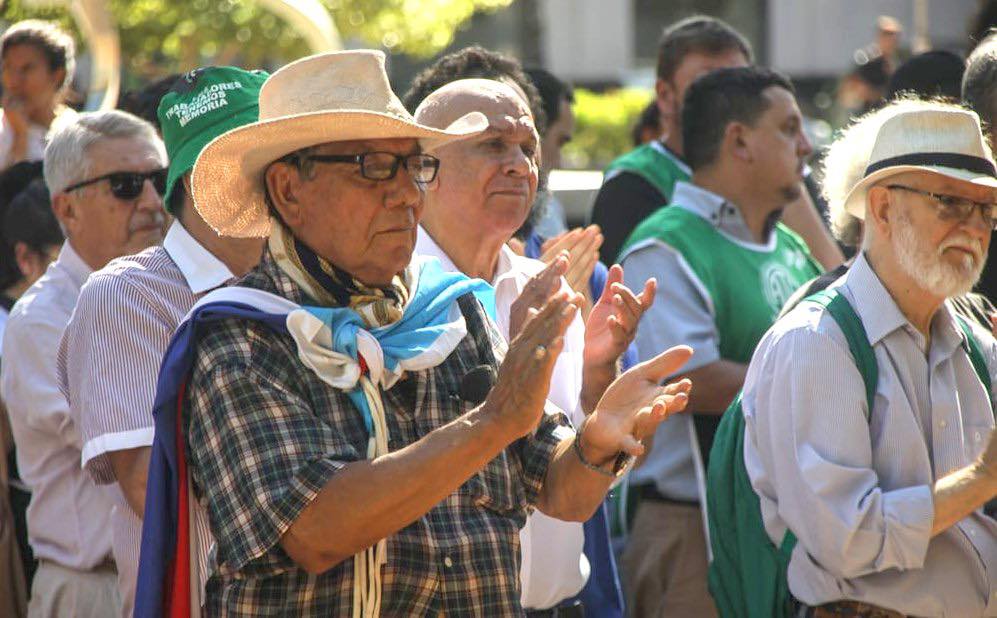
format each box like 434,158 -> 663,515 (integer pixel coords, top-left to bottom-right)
590,16 -> 750,264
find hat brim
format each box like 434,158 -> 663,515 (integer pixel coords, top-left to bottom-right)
843,165 -> 997,220
191,109 -> 487,237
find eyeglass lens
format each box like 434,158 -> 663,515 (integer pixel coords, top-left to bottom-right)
108,170 -> 168,200
361,153 -> 438,183
935,195 -> 997,229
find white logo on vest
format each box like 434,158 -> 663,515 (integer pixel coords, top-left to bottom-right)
760,261 -> 798,314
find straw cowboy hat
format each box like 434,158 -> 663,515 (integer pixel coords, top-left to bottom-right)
191,49 -> 487,237
843,107 -> 997,219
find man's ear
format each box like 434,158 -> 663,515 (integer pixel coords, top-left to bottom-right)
725,122 -> 752,163
50,191 -> 76,234
655,78 -> 677,121
264,162 -> 303,227
865,185 -> 893,240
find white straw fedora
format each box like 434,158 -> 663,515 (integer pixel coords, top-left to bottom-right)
843,107 -> 997,219
191,49 -> 487,237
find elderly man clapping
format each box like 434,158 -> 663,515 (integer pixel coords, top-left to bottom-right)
136,51 -> 693,617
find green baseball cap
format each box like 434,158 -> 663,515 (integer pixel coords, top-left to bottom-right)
157,66 -> 268,212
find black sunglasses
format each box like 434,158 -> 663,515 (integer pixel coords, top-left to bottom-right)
63,168 -> 168,201
304,152 -> 441,184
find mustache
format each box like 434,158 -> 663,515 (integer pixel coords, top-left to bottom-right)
129,212 -> 166,234
939,234 -> 984,261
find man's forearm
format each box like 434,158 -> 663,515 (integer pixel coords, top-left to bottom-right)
281,403 -> 517,573
108,446 -> 151,518
535,435 -> 615,521
782,186 -> 844,270
931,463 -> 997,536
681,359 -> 747,415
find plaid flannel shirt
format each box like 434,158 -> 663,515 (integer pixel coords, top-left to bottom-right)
184,250 -> 571,616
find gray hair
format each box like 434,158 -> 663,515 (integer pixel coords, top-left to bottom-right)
44,110 -> 165,195
821,97 -> 973,248
964,31 -> 997,137
1,20 -> 76,93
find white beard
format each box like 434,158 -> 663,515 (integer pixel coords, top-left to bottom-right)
892,209 -> 986,298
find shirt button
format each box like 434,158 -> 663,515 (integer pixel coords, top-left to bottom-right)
443,556 -> 453,568
939,420 -> 948,429
977,431 -> 983,442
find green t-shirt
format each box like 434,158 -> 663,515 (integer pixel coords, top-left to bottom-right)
622,206 -> 822,363
604,142 -> 691,204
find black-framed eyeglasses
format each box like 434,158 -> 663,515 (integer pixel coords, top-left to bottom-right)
63,168 -> 168,201
886,184 -> 997,230
304,152 -> 440,184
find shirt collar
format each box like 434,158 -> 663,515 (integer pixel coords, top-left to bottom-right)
58,241 -> 93,290
162,220 -> 234,294
650,140 -> 692,176
671,181 -> 771,248
415,225 -> 521,286
415,226 -> 459,273
842,252 -> 964,354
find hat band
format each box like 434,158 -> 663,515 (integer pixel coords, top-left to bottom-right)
864,152 -> 997,178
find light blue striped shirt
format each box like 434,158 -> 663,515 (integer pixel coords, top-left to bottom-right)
743,252 -> 997,616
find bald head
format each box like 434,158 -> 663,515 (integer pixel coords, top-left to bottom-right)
414,78 -> 541,269
415,78 -> 534,135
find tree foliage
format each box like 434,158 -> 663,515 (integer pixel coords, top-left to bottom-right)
563,88 -> 654,170
2,0 -> 514,82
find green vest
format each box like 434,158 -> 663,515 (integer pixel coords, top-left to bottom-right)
621,206 -> 821,364
706,290 -> 993,618
603,143 -> 690,203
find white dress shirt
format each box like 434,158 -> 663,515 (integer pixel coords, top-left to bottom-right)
0,241 -> 115,570
59,221 -> 233,616
743,253 -> 997,615
415,227 -> 589,609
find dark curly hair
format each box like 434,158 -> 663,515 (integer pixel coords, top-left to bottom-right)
402,45 -> 547,134
0,167 -> 62,291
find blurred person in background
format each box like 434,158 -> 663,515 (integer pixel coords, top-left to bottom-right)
838,16 -> 903,117
1,110 -> 166,618
524,66 -> 574,238
632,101 -> 663,147
591,16 -> 751,264
117,73 -> 183,135
964,31 -> 997,303
0,167 -> 60,618
0,20 -> 76,172
886,50 -> 965,102
591,15 -> 842,271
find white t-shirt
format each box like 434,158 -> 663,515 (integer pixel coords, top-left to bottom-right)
0,107 -> 75,169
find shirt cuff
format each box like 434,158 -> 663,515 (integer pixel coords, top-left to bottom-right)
232,456 -> 345,571
881,483 -> 934,571
81,427 -> 156,484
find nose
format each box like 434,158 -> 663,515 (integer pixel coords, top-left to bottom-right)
502,145 -> 532,178
963,203 -> 993,239
383,163 -> 422,210
797,130 -> 813,159
134,178 -> 164,213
